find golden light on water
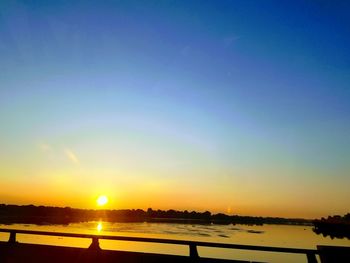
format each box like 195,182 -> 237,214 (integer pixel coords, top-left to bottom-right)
97,222 -> 102,232
97,195 -> 108,206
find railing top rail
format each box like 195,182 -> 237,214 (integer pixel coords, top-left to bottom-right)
0,228 -> 318,255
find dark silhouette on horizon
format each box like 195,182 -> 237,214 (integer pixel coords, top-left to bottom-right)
0,204 -> 312,226
313,213 -> 350,240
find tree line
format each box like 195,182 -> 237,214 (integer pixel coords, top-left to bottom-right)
0,204 -> 311,225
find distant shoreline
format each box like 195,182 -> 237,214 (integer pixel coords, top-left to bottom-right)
0,204 -> 312,226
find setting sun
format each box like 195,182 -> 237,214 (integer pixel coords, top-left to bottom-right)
97,195 -> 108,206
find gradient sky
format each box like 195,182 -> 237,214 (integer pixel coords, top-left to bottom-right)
1,0 -> 349,218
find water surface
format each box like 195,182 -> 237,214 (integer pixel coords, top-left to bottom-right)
1,222 -> 349,263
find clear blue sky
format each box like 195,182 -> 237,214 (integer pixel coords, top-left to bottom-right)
0,0 -> 349,218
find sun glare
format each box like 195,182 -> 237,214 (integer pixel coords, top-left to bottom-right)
97,222 -> 102,232
97,195 -> 108,206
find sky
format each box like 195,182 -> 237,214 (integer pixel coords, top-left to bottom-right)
0,0 -> 349,218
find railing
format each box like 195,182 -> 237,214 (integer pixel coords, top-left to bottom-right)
0,228 -> 318,262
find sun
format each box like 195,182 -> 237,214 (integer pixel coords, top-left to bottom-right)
97,195 -> 108,206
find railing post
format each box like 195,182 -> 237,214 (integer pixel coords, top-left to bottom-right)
88,237 -> 100,250
306,252 -> 317,263
8,231 -> 16,243
189,243 -> 198,258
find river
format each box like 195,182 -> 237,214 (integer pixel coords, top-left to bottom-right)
1,222 -> 349,262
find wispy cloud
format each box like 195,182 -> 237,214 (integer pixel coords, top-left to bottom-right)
38,143 -> 80,165
64,148 -> 80,164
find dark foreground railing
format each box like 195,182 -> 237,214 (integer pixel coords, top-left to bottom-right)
0,228 -> 318,262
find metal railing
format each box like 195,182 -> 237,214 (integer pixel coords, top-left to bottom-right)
0,228 -> 318,262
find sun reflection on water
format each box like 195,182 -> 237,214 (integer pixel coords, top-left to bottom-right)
97,222 -> 102,232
